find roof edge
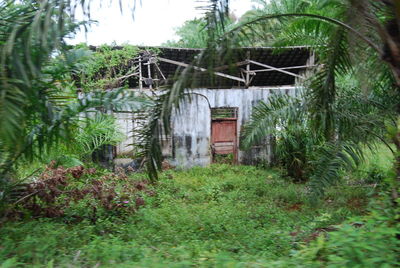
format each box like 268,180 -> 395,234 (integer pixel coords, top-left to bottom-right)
138,45 -> 314,51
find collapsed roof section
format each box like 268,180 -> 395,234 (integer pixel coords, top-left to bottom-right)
150,46 -> 313,88
88,45 -> 314,89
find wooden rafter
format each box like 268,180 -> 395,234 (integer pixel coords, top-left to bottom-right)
213,61 -> 249,71
158,57 -> 246,83
248,60 -> 304,79
247,64 -> 320,73
138,51 -> 314,88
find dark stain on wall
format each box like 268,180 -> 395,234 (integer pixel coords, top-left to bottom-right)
185,135 -> 192,155
171,135 -> 176,158
173,136 -> 184,157
242,147 -> 264,166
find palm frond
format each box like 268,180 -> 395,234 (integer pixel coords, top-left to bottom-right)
309,141 -> 365,197
75,113 -> 125,156
224,12 -> 380,53
0,83 -> 26,145
3,88 -> 151,171
240,92 -> 305,149
139,0 -> 233,180
307,26 -> 352,140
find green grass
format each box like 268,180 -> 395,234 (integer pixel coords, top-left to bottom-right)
357,144 -> 393,172
0,164 -> 376,267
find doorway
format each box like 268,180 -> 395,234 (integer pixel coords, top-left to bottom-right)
211,107 -> 238,164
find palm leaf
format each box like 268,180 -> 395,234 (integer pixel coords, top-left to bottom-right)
240,92 -> 305,149
309,141 -> 365,197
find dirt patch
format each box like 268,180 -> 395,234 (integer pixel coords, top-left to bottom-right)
286,203 -> 303,211
347,197 -> 367,210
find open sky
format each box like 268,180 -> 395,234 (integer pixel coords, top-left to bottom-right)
69,0 -> 257,46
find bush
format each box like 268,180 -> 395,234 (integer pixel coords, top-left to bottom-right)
275,125 -> 316,182
6,163 -> 152,222
268,196 -> 400,267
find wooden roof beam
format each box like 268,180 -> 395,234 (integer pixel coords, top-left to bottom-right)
248,60 -> 304,79
247,64 -> 320,73
214,61 -> 249,71
158,57 -> 246,83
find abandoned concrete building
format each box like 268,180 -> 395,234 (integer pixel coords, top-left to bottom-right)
110,46 -> 314,168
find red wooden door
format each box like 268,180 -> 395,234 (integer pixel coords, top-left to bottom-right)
211,119 -> 237,163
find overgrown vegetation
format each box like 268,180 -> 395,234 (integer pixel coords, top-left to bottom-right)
1,0 -> 400,267
5,163 -> 149,221
75,44 -> 140,91
2,164 -> 397,267
0,0 -> 150,211
146,0 -> 400,200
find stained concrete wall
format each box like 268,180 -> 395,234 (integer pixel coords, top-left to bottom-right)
111,86 -> 297,167
114,112 -> 135,156
169,86 -> 297,168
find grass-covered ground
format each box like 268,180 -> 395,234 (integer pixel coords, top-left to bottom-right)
1,163 -> 382,267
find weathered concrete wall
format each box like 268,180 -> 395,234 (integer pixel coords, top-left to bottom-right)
114,112 -> 135,156
110,86 -> 297,168
169,86 -> 296,168
171,95 -> 212,167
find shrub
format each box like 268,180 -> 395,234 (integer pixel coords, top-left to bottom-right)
268,196 -> 400,267
275,125 -> 316,183
7,163 -> 152,222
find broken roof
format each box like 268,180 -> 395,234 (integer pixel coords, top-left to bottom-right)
141,46 -> 312,88
87,45 -> 313,89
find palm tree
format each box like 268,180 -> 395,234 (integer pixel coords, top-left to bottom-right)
232,0 -> 397,196
0,0 -> 148,213
141,0 -> 400,201
230,0 -> 400,199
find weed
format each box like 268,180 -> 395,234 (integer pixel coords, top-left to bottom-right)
0,164 -> 382,267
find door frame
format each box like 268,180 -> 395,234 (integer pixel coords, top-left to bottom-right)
210,107 -> 239,164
